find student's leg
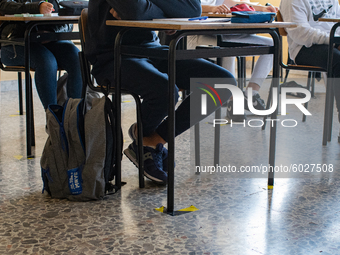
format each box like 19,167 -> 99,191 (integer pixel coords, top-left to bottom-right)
118,57 -> 175,183
1,43 -> 58,109
295,44 -> 340,114
186,35 -> 237,77
222,34 -> 273,90
119,57 -> 235,142
44,40 -> 82,99
186,35 -> 217,49
155,58 -> 236,142
221,34 -> 273,116
120,57 -> 179,139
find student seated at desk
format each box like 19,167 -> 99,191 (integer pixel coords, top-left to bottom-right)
0,0 -> 82,110
280,0 -> 340,123
86,0 -> 237,184
187,0 -> 278,122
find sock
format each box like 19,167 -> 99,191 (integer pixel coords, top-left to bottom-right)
245,88 -> 259,96
144,145 -> 156,149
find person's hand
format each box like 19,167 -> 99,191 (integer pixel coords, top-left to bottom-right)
164,30 -> 177,36
263,5 -> 278,13
211,4 -> 231,14
39,2 -> 54,14
110,8 -> 121,19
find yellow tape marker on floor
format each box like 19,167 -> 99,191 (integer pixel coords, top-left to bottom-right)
155,205 -> 199,215
177,205 -> 199,212
155,206 -> 165,213
10,114 -> 20,117
268,185 -> 274,190
14,155 -> 23,160
122,101 -> 131,103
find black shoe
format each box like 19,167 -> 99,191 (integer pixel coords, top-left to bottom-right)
244,93 -> 266,111
226,100 -> 246,122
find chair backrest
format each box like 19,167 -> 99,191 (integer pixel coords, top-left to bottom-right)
78,8 -> 95,95
275,10 -> 326,71
276,10 -> 288,36
79,8 -> 88,50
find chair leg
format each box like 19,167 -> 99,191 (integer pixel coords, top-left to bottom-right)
251,56 -> 255,74
283,69 -> 290,83
311,72 -> 316,98
237,56 -> 246,90
327,93 -> 334,142
130,93 -> 145,188
302,72 -> 313,122
26,74 -> 35,154
262,79 -> 274,131
18,72 -> 23,115
216,57 -> 222,67
323,78 -> 334,145
29,75 -> 35,147
237,56 -> 242,89
214,107 -> 221,166
241,57 -> 246,90
194,123 -> 200,175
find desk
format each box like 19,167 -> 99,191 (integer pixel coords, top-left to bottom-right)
106,20 -> 296,214
0,15 -> 79,157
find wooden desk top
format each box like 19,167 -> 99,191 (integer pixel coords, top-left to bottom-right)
106,20 -> 297,30
0,15 -> 79,21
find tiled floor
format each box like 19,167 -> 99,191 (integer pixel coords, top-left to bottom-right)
1,74 -> 340,255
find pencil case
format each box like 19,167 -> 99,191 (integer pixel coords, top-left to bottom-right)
231,11 -> 276,23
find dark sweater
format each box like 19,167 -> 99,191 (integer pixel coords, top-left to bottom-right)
0,0 -> 71,40
86,0 -> 201,80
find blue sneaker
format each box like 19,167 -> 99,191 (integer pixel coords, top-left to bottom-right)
128,123 -> 174,172
161,147 -> 176,172
162,146 -> 168,172
124,141 -> 168,184
128,123 -> 137,141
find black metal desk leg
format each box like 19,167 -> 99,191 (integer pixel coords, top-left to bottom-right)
24,27 -> 34,157
167,37 -> 178,215
268,30 -> 280,187
114,30 -> 125,189
323,26 -> 336,145
18,72 -> 23,115
194,123 -> 200,173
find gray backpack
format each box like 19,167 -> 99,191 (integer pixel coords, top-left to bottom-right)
41,95 -> 122,201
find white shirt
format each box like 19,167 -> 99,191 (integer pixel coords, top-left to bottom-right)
280,0 -> 340,61
201,0 -> 224,5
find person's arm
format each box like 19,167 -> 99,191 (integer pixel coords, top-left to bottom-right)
223,0 -> 277,12
0,0 -> 42,15
202,4 -> 230,14
106,0 -> 201,20
281,0 -> 329,46
335,1 -> 340,19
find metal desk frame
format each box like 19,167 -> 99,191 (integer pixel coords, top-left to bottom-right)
322,21 -> 340,145
0,16 -> 79,157
108,20 -> 296,215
